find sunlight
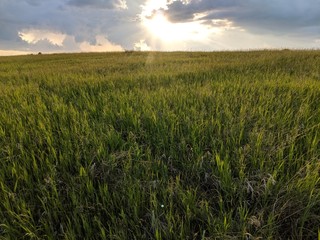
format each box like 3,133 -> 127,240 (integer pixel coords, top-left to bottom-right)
141,0 -> 168,16
143,11 -> 213,42
140,0 -> 222,44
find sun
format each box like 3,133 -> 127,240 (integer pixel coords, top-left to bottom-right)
140,0 -> 220,44
143,11 -> 211,42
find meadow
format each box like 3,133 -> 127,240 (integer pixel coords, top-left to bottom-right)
0,50 -> 319,239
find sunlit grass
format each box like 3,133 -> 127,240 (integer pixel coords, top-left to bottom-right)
0,50 -> 320,239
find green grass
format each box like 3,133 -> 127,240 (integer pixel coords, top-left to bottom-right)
0,50 -> 320,239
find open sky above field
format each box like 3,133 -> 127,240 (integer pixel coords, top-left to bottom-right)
0,0 -> 320,55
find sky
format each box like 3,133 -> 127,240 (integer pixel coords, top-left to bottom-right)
0,0 -> 319,55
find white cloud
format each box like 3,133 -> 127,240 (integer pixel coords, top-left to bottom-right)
19,29 -> 66,46
0,34 -> 125,55
116,0 -> 128,9
134,40 -> 151,51
79,35 -> 124,52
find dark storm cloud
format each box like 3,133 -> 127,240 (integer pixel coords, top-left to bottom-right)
162,0 -> 320,36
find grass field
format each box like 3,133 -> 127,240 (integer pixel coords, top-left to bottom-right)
0,50 -> 320,239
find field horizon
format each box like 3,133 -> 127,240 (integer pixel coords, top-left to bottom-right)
2,48 -> 320,57
0,50 -> 319,239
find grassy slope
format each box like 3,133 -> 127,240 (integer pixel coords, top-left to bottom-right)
0,51 -> 320,239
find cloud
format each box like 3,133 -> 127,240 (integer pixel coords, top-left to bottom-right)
0,0 -> 319,54
25,0 -> 43,6
0,32 -> 124,55
19,29 -> 66,46
79,35 -> 124,51
161,0 -> 320,37
134,40 -> 151,51
67,0 -> 127,9
0,0 -> 140,52
156,0 -> 235,22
